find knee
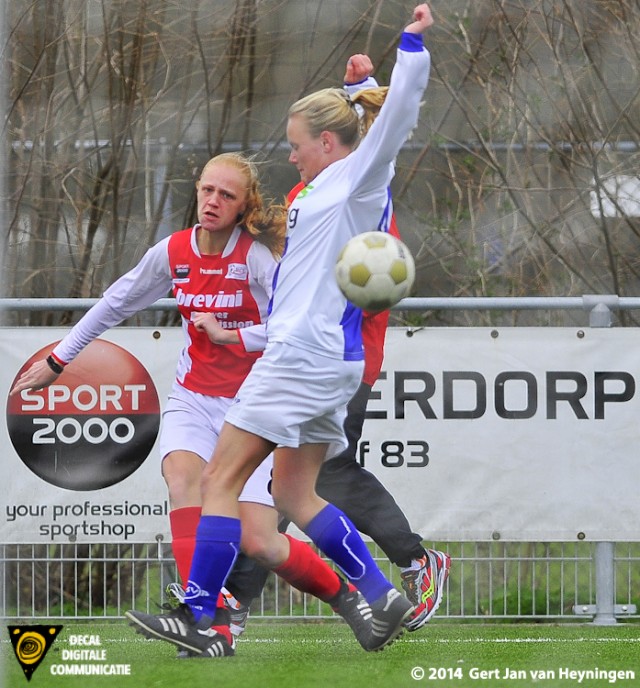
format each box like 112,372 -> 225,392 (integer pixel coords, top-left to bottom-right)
240,530 -> 266,560
240,531 -> 284,569
162,457 -> 201,505
200,461 -> 231,498
270,485 -> 295,523
271,487 -> 324,532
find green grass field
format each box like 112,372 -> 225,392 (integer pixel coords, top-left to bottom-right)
3,620 -> 640,688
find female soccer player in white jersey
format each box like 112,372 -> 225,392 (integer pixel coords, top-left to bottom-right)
10,153 -> 372,656
206,54 -> 449,644
126,4 -> 435,655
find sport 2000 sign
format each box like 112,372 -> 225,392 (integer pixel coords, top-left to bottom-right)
6,340 -> 161,491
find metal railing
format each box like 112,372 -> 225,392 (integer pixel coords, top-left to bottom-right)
2,541 -> 639,623
2,293 -> 640,315
2,295 -> 639,624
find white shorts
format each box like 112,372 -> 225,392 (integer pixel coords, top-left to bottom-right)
159,383 -> 274,507
225,342 -> 363,454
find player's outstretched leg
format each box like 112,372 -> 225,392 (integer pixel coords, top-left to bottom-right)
401,549 -> 451,631
126,604 -> 234,658
305,503 -> 414,651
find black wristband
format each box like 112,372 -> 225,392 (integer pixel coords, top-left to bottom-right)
46,355 -> 65,375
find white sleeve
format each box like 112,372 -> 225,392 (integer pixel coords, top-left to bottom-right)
237,241 -> 279,353
344,76 -> 379,95
346,43 -> 431,196
238,323 -> 267,353
53,239 -> 173,363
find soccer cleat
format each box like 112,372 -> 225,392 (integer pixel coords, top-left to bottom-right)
162,583 -> 190,658
365,588 -> 414,652
165,581 -> 186,605
221,587 -> 250,649
126,604 -> 234,658
331,583 -> 372,650
401,549 -> 451,632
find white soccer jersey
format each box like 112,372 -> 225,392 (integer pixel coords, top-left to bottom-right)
267,35 -> 430,362
53,225 -> 277,397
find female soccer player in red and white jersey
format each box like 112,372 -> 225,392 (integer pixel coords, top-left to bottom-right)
10,152 -> 371,656
125,4 -> 435,656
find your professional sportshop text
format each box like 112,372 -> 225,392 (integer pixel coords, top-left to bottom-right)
5,500 -> 168,540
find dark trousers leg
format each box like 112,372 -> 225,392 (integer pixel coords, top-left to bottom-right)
224,552 -> 271,607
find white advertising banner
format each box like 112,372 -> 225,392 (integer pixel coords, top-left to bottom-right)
363,327 -> 640,542
1,325 -> 640,544
1,328 -> 179,544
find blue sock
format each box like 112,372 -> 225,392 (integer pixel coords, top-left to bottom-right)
304,503 -> 392,604
184,515 -> 241,622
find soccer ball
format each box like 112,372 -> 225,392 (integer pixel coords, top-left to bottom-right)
335,231 -> 415,312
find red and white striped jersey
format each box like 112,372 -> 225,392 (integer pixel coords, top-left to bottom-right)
53,225 -> 277,398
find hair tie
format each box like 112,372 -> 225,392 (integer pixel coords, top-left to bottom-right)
342,91 -> 356,109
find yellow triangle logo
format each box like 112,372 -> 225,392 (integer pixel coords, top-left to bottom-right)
8,625 -> 63,682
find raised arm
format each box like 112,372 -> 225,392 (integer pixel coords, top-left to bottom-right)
344,54 -> 374,85
404,3 -> 434,34
345,3 -> 434,196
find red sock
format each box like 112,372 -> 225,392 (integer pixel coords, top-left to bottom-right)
273,534 -> 341,602
169,506 -> 201,586
169,508 -> 228,626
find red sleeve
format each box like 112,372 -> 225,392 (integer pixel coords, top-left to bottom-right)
362,215 -> 400,386
287,181 -> 306,205
388,212 -> 401,239
361,213 -> 401,384
362,310 -> 390,385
